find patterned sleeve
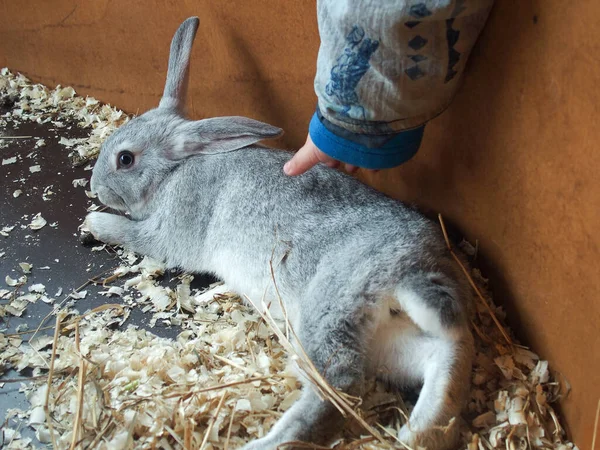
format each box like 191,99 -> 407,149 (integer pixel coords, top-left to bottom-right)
310,0 -> 495,169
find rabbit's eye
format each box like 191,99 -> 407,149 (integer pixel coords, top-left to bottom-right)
117,151 -> 135,169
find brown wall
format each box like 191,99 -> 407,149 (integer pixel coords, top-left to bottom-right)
1,0 -> 598,446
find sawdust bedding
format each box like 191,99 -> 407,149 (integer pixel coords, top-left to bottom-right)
0,69 -> 580,450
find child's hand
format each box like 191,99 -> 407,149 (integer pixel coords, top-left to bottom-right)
284,134 -> 357,176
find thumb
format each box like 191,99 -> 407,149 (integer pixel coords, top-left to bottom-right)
284,135 -> 332,176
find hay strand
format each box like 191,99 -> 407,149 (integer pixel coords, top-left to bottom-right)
224,408 -> 236,450
199,390 -> 227,450
592,397 -> 600,450
69,320 -> 86,450
44,312 -> 65,450
438,214 -> 513,347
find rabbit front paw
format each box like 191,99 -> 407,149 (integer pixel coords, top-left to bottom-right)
82,212 -> 129,245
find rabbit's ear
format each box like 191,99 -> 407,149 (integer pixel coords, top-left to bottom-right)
170,117 -> 283,158
159,17 -> 200,112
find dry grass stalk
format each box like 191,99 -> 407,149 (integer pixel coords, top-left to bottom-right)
199,391 -> 227,450
224,408 -> 236,450
437,214 -> 513,347
592,398 -> 600,450
5,325 -> 55,337
164,423 -> 186,447
69,320 -> 86,450
85,418 -> 114,449
44,312 -> 65,450
162,376 -> 271,399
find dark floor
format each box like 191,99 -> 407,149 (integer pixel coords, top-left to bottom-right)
0,107 -> 216,442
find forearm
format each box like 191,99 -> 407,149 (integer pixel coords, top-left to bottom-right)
312,0 -> 494,168
316,0 -> 494,132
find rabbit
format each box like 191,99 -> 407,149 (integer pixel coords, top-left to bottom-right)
84,17 -> 474,450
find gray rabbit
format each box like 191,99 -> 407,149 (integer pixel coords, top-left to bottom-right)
84,17 -> 474,450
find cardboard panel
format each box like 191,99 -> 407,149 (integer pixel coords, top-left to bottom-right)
1,0 -> 598,446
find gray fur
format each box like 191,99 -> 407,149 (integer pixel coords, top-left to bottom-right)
86,17 -> 474,450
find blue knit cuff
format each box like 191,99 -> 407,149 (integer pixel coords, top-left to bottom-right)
309,112 -> 425,170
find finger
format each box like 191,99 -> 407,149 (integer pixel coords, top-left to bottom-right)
345,164 -> 358,174
326,160 -> 340,168
284,144 -> 320,176
284,136 -> 336,176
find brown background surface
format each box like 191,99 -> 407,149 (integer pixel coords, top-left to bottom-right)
0,0 -> 598,447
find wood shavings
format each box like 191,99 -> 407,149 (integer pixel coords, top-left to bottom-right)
15,323 -> 29,333
473,411 -> 496,429
71,178 -> 88,188
27,213 -> 47,230
99,286 -> 124,297
8,295 -> 301,450
0,68 -> 129,164
18,262 -> 32,273
1,428 -> 29,447
5,274 -> 22,286
68,290 -> 87,299
40,185 -> 54,202
5,298 -> 28,316
40,295 -> 55,304
18,293 -> 40,303
58,136 -> 87,148
1,225 -> 16,236
195,283 -> 231,304
28,283 -> 45,293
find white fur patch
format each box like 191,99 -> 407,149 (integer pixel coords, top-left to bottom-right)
395,285 -> 458,339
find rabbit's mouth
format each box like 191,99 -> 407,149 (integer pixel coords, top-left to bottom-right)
96,186 -> 128,212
